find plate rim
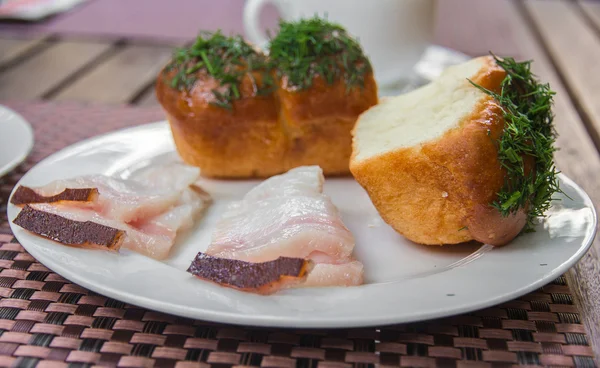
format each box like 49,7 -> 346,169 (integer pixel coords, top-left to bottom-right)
0,105 -> 34,178
6,121 -> 598,328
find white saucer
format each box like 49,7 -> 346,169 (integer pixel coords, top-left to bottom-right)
0,105 -> 34,178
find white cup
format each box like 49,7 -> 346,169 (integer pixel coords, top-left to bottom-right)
243,0 -> 436,88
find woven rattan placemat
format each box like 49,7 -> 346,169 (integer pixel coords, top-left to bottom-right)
0,101 -> 596,368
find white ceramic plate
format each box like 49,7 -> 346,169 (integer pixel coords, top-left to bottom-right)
0,105 -> 34,178
7,122 -> 597,328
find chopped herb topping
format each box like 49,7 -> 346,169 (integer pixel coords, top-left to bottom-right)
164,30 -> 274,110
470,54 -> 561,231
268,16 -> 371,91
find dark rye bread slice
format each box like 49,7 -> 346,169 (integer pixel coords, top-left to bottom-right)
11,185 -> 99,205
187,252 -> 313,294
12,205 -> 125,250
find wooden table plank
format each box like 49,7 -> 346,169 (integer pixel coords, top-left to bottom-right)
52,44 -> 173,104
434,0 -> 524,58
0,37 -> 47,68
0,41 -> 113,100
579,0 -> 600,29
524,0 -> 600,149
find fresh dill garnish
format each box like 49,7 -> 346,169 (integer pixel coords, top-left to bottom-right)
268,16 -> 372,91
469,54 -> 561,232
164,30 -> 274,110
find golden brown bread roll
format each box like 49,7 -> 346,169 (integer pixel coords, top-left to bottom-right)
156,33 -> 285,178
156,69 -> 287,178
156,19 -> 378,178
350,55 -> 558,246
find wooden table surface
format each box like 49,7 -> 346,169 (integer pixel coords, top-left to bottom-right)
1,0 -> 599,360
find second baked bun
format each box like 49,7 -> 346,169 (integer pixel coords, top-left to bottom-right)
277,73 -> 378,175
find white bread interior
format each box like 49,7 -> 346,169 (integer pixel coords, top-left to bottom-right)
353,58 -> 488,162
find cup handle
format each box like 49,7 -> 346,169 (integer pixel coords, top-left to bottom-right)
243,0 -> 279,49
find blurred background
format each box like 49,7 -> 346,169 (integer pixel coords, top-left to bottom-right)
0,0 -> 537,104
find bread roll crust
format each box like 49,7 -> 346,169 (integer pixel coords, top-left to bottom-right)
156,67 -> 378,178
350,56 -> 524,246
278,73 -> 378,175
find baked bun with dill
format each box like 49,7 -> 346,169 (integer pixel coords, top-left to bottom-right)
269,17 -> 378,175
350,55 -> 560,246
156,31 -> 284,178
155,17 -> 378,178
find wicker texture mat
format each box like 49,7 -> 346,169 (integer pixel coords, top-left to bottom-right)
0,101 -> 596,368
